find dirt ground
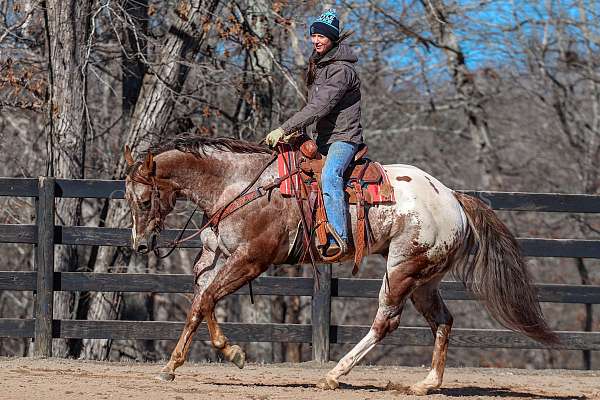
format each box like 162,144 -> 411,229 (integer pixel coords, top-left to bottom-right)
1,357 -> 598,400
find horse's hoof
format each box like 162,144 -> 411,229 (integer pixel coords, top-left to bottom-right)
316,376 -> 339,390
409,384 -> 429,396
230,345 -> 246,369
385,381 -> 411,394
157,371 -> 175,382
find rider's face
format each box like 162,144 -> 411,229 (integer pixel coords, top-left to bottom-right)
311,34 -> 333,55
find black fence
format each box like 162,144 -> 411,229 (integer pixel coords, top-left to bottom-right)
1,177 -> 600,362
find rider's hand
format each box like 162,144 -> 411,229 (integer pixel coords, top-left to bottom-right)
265,127 -> 295,147
265,127 -> 285,147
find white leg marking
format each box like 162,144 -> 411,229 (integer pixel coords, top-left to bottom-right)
328,329 -> 379,380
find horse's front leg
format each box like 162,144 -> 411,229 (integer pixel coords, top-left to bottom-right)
199,240 -> 274,368
205,311 -> 246,369
158,247 -> 222,381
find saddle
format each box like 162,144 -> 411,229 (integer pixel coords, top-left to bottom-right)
276,135 -> 395,274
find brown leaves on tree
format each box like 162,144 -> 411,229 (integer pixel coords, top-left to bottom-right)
147,4 -> 157,17
0,59 -> 46,111
176,0 -> 191,21
272,2 -> 283,14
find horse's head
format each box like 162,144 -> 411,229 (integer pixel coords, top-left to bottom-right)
124,146 -> 178,254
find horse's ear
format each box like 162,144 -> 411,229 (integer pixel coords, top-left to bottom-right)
143,152 -> 155,175
124,145 -> 135,167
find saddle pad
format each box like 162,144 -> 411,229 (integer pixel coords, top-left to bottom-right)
366,162 -> 395,203
277,144 -> 301,195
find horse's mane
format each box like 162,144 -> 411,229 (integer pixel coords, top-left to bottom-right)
147,133 -> 270,158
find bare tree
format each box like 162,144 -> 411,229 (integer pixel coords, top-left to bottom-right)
82,0 -> 221,360
43,0 -> 96,357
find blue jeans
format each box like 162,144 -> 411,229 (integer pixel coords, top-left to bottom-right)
321,141 -> 359,244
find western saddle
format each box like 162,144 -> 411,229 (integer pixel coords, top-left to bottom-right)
277,135 -> 395,275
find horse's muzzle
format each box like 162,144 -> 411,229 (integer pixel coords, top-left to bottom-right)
134,232 -> 158,254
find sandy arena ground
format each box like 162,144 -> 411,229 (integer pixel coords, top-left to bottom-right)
1,357 -> 599,400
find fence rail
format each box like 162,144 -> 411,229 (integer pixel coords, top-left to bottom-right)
0,177 -> 599,361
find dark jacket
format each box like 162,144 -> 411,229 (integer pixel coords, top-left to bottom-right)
281,44 -> 363,152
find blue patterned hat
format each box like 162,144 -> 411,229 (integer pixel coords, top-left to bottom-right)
310,9 -> 340,42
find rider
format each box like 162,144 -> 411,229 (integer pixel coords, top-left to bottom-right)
265,9 -> 363,257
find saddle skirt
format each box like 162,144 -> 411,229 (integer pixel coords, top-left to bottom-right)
275,137 -> 395,273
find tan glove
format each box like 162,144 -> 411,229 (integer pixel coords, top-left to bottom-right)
265,127 -> 295,147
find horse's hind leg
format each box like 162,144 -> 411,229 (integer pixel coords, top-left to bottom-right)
408,279 -> 453,395
317,300 -> 409,390
317,250 -> 420,390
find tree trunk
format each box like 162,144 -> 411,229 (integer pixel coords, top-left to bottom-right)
420,0 -> 496,188
247,0 -> 274,135
122,0 -> 148,121
234,0 -> 276,362
44,0 -> 94,357
82,0 -> 221,360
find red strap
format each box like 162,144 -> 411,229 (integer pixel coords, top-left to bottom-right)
209,188 -> 265,227
352,181 -> 366,276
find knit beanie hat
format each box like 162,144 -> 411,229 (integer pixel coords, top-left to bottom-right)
310,9 -> 340,42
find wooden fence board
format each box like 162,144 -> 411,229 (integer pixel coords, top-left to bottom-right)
460,191 -> 600,213
55,273 -> 314,296
55,179 -> 124,199
0,224 -> 36,244
3,271 -> 598,304
50,226 -> 600,259
54,320 -> 312,342
333,325 -> 600,350
335,278 -> 600,304
56,226 -> 202,248
37,225 -> 600,259
0,271 -> 35,290
24,320 -> 598,351
48,181 -> 600,213
0,178 -> 38,197
519,238 -> 600,258
0,318 -> 34,337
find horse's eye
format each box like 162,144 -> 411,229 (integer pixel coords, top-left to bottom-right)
140,199 -> 152,211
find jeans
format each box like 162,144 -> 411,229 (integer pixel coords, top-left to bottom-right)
321,141 -> 359,244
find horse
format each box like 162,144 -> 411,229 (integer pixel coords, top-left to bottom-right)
123,134 -> 558,395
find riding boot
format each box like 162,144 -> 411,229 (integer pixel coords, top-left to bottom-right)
322,223 -> 348,260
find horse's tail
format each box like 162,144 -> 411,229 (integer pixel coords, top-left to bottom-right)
453,191 -> 560,346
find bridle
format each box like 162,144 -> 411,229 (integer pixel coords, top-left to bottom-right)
129,168 -> 171,253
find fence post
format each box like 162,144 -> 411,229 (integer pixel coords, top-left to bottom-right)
312,263 -> 332,363
34,176 -> 55,357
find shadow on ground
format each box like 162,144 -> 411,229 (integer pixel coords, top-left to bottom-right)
209,381 -> 587,399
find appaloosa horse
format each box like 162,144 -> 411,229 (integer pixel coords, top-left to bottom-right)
124,135 -> 558,395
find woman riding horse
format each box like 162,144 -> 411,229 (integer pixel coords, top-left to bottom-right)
266,9 -> 363,258
123,8 -> 559,395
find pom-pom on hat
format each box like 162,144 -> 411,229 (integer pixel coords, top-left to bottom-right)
310,9 -> 340,42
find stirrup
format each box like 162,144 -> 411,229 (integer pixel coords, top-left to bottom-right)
321,223 -> 348,262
